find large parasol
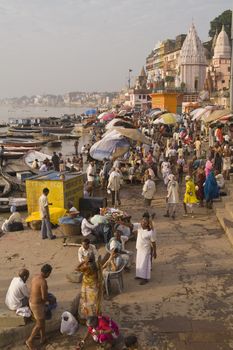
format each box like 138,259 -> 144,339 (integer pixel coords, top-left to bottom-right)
153,113 -> 179,125
98,112 -> 116,121
112,127 -> 151,145
90,131 -> 130,161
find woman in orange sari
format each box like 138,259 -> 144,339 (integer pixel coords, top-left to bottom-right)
77,253 -> 102,319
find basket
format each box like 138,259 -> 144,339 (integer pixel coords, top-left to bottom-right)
60,223 -> 81,236
29,221 -> 42,230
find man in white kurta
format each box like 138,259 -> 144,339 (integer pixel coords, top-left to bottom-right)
134,217 -> 157,285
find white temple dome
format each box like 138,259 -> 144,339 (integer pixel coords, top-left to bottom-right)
179,23 -> 206,65
214,25 -> 231,59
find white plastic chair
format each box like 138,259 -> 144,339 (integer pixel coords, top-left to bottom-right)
104,263 -> 125,296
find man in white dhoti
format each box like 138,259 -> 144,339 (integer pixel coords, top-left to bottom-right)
134,216 -> 157,285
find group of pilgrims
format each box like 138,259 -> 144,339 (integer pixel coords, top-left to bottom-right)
4,109 -> 232,349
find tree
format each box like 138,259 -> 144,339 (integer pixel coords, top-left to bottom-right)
209,9 -> 232,41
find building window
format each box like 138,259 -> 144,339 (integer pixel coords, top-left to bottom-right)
228,66 -> 231,72
139,95 -> 141,99
143,95 -> 146,99
222,80 -> 225,84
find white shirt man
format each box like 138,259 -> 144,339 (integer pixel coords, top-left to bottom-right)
142,177 -> 156,205
78,243 -> 98,263
81,218 -> 97,237
107,169 -> 121,192
39,193 -> 49,220
5,272 -> 29,311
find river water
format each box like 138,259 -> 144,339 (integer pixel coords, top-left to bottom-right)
0,105 -> 92,156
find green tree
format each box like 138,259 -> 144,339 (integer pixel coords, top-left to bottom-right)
209,9 -> 232,40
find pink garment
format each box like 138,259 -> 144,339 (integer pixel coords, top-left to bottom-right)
205,160 -> 213,177
88,315 -> 119,344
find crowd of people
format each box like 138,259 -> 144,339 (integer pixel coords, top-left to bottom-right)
3,109 -> 233,349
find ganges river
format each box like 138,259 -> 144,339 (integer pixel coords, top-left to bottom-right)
0,105 -> 92,156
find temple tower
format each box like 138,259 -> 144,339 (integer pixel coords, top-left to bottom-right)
179,23 -> 207,92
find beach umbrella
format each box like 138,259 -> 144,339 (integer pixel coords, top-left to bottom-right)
90,134 -> 130,161
203,109 -> 231,123
85,109 -> 97,116
97,112 -> 108,119
210,113 -> 233,125
98,112 -> 116,121
153,113 -> 178,125
106,118 -> 133,130
151,110 -> 163,119
112,127 -> 151,145
190,108 -> 206,121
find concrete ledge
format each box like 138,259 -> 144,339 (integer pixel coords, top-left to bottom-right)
216,208 -> 233,247
0,293 -> 80,348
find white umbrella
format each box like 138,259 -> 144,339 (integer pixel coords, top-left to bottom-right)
97,112 -> 109,120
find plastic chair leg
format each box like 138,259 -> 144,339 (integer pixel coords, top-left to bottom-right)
105,277 -> 109,296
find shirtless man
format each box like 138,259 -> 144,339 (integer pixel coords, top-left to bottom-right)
26,264 -> 52,350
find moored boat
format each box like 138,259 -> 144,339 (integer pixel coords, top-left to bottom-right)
24,150 -> 52,169
0,138 -> 45,147
0,197 -> 27,212
4,152 -> 25,159
3,146 -> 41,153
40,126 -> 74,134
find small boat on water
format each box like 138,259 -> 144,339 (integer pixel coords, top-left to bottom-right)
40,126 -> 74,134
0,176 -> 11,197
9,127 -> 41,133
0,138 -> 45,147
2,146 -> 41,153
24,150 -> 51,169
0,197 -> 27,212
1,158 -> 37,191
7,132 -> 36,139
4,152 -> 25,159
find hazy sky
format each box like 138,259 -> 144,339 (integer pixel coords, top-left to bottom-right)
0,0 -> 231,97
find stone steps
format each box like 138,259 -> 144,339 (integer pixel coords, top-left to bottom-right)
216,207 -> 233,246
0,294 -> 80,348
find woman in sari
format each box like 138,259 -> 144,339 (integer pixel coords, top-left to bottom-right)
77,315 -> 119,349
183,175 -> 199,217
77,253 -> 102,320
204,171 -> 219,209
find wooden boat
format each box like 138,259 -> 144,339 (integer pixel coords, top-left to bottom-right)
0,197 -> 27,212
1,158 -> 36,192
47,140 -> 62,147
7,132 -> 36,139
2,146 -> 41,153
4,152 -> 25,159
0,176 -> 11,198
40,126 -> 74,134
0,138 -> 45,147
8,127 -> 41,133
24,150 -> 51,169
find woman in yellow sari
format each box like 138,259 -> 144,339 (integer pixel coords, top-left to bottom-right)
77,253 -> 103,319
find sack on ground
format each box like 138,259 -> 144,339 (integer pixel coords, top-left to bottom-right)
60,311 -> 78,335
